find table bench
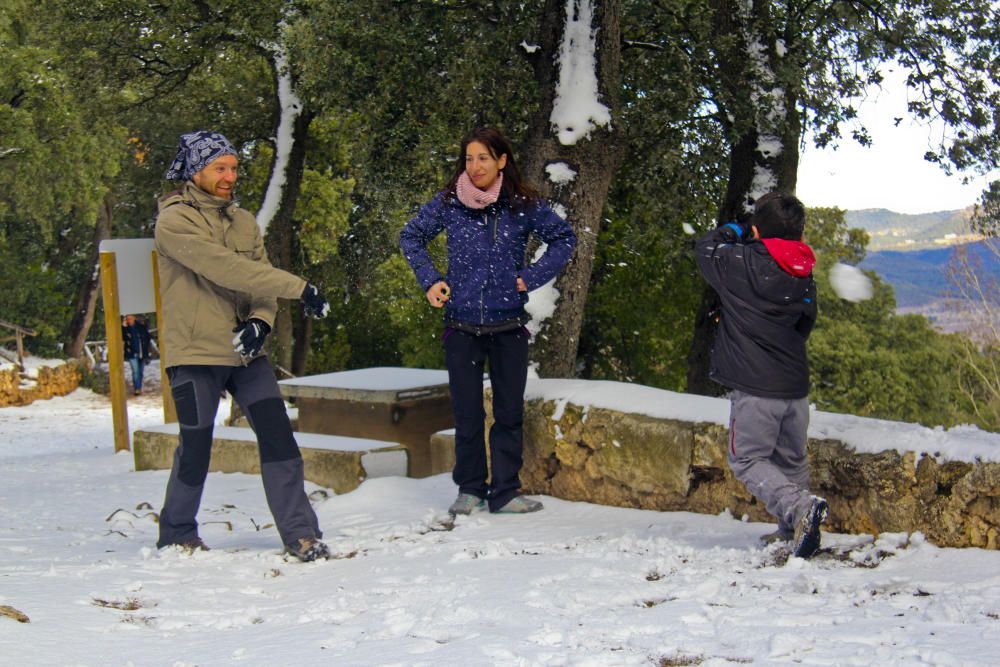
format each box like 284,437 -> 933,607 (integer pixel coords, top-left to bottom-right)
133,424 -> 407,494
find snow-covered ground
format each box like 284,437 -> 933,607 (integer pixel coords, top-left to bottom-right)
2,387 -> 1000,666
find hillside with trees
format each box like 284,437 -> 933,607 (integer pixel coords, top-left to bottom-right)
846,208 -> 976,250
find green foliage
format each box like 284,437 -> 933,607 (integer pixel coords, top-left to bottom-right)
302,323 -> 352,375
0,0 -> 125,355
77,363 -> 111,395
809,296 -> 977,427
367,252 -> 446,370
579,216 -> 704,390
807,207 -> 869,264
806,207 -> 986,428
956,342 -> 1000,430
3,0 -> 1000,440
264,1 -> 546,373
289,0 -> 542,284
298,170 -> 356,265
970,180 -> 1000,238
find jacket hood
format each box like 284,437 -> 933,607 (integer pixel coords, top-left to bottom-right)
761,238 -> 816,278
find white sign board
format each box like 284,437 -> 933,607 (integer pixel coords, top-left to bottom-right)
98,238 -> 157,314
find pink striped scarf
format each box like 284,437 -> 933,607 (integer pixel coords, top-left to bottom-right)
456,171 -> 503,209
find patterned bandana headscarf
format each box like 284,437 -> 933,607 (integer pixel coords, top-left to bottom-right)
164,130 -> 238,181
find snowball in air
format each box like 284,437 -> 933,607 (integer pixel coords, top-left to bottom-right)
829,263 -> 873,302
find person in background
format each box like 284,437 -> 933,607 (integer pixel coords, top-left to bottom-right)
400,127 -> 576,516
694,191 -> 828,559
122,314 -> 151,396
154,129 -> 332,562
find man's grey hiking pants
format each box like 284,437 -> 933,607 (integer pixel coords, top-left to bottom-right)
727,389 -> 812,532
157,357 -> 321,549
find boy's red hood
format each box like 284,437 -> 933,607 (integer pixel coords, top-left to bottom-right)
760,238 -> 816,277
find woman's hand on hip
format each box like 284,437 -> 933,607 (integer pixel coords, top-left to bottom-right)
426,281 -> 450,308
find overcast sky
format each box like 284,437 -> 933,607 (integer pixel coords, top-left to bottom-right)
797,69 -> 998,215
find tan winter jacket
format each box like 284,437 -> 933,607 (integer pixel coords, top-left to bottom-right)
154,182 -> 306,367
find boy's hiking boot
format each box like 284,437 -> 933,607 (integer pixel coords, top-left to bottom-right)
792,496 -> 829,559
759,526 -> 794,546
493,495 -> 543,514
285,537 -> 330,562
448,493 -> 485,516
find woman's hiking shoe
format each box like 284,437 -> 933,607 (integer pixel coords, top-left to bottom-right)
285,537 -> 330,562
493,495 -> 543,514
792,497 -> 829,559
448,493 -> 485,516
179,537 -> 210,553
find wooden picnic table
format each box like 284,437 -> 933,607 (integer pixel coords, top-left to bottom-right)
279,367 -> 453,478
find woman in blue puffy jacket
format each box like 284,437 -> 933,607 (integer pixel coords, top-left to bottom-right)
400,127 -> 576,515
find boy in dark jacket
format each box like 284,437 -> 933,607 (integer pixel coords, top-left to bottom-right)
694,192 -> 828,559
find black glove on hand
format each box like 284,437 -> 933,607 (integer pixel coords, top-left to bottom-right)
232,318 -> 271,359
719,221 -> 752,243
301,283 -> 329,319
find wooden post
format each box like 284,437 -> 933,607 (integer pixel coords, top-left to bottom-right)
15,330 -> 24,371
100,251 -> 130,452
0,320 -> 37,373
151,251 -> 176,423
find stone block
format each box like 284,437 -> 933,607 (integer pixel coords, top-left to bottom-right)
133,425 -> 407,495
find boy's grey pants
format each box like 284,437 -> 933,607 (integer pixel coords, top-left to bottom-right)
727,390 -> 812,531
157,357 -> 321,549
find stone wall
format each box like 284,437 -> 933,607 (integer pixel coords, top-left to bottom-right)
486,393 -> 1000,550
0,361 -> 83,407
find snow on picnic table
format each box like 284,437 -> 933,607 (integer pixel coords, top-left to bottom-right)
1,388 -> 999,666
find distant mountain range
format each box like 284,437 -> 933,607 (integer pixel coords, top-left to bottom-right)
832,206 -> 1000,331
858,241 -> 998,308
845,207 -> 998,322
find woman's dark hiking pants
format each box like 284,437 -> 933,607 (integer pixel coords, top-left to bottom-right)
156,357 -> 321,549
445,328 -> 529,512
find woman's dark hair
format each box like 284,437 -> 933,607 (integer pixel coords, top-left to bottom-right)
445,127 -> 540,204
750,191 -> 806,240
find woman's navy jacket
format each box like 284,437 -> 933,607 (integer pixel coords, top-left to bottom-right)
400,191 -> 576,325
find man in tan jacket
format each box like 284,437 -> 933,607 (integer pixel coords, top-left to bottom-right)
155,130 -> 331,562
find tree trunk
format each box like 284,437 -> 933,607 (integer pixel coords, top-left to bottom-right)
263,106 -> 314,373
686,0 -> 801,395
686,131 -> 758,396
64,192 -> 114,359
291,313 -> 312,377
521,0 -> 622,379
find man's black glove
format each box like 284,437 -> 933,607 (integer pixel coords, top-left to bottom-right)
301,283 -> 329,319
232,318 -> 271,359
719,221 -> 752,244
